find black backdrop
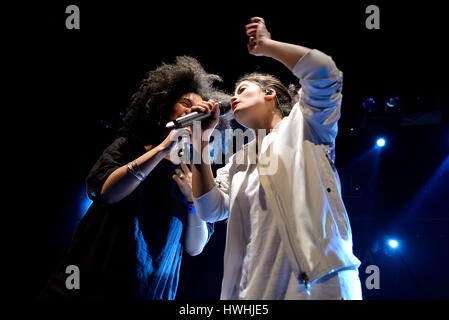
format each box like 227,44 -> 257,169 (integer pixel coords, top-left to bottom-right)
7,1 -> 449,300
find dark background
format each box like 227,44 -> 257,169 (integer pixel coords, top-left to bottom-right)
7,1 -> 449,299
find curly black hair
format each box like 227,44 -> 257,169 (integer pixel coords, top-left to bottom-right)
120,56 -> 230,146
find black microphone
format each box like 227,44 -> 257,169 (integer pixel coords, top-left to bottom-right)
166,102 -> 231,129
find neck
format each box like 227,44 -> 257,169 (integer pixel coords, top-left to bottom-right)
254,111 -> 283,152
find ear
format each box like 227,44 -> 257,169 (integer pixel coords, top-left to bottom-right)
264,89 -> 276,102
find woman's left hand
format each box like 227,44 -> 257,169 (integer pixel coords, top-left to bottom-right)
245,17 -> 271,56
172,162 -> 194,202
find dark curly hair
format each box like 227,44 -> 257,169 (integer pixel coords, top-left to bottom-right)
120,56 -> 229,146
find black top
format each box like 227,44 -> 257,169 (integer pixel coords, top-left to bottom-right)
40,136 -> 213,300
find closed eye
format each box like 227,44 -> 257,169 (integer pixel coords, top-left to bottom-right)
180,98 -> 192,107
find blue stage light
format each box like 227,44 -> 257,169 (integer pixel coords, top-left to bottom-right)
79,187 -> 93,219
376,138 -> 386,148
386,96 -> 400,108
388,239 -> 399,249
82,197 -> 92,213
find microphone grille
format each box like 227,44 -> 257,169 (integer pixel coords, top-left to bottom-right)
218,100 -> 231,115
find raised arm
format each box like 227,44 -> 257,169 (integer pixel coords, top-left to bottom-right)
246,17 -> 343,144
190,100 -> 220,200
189,100 -> 230,223
245,17 -> 312,71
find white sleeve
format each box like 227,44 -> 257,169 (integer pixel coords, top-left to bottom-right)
193,163 -> 230,223
292,49 -> 343,144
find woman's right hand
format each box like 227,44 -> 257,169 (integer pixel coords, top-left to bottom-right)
189,100 -> 220,135
157,129 -> 187,157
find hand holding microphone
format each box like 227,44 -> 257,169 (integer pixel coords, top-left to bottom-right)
166,100 -> 225,130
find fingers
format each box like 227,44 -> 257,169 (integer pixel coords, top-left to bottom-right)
203,100 -> 218,113
245,17 -> 267,55
172,128 -> 190,142
175,168 -> 185,179
247,36 -> 257,51
180,162 -> 191,175
245,22 -> 259,29
209,100 -> 220,116
211,101 -> 220,118
245,17 -> 265,34
189,105 -> 206,113
245,23 -> 258,37
172,174 -> 182,185
250,17 -> 264,23
191,100 -> 218,114
204,101 -> 220,122
176,163 -> 192,179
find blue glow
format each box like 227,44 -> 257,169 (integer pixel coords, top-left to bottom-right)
397,155 -> 449,219
376,138 -> 386,148
82,197 -> 92,211
388,239 -> 399,249
79,185 -> 93,218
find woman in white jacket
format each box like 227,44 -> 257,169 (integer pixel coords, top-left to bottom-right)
189,17 -> 362,300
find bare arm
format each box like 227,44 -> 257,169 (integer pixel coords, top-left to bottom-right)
100,129 -> 182,204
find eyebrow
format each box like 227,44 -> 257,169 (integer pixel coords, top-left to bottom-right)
181,97 -> 192,104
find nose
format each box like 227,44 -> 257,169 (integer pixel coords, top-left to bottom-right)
230,96 -> 238,104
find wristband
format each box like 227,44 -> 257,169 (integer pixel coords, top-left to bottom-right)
187,202 -> 196,214
127,161 -> 146,182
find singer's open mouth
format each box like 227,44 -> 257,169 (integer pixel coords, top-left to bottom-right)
231,101 -> 240,111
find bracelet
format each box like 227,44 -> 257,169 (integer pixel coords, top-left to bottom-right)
132,161 -> 145,180
187,202 -> 196,214
127,161 -> 146,182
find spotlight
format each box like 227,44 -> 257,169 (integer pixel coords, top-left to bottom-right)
386,96 -> 400,108
387,239 -> 399,249
362,97 -> 377,112
376,138 -> 386,148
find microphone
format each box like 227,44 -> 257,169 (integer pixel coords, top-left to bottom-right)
166,102 -> 231,129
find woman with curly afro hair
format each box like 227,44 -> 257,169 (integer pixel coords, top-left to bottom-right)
40,56 -> 228,300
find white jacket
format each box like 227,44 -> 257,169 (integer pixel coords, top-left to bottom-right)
194,49 -> 361,299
